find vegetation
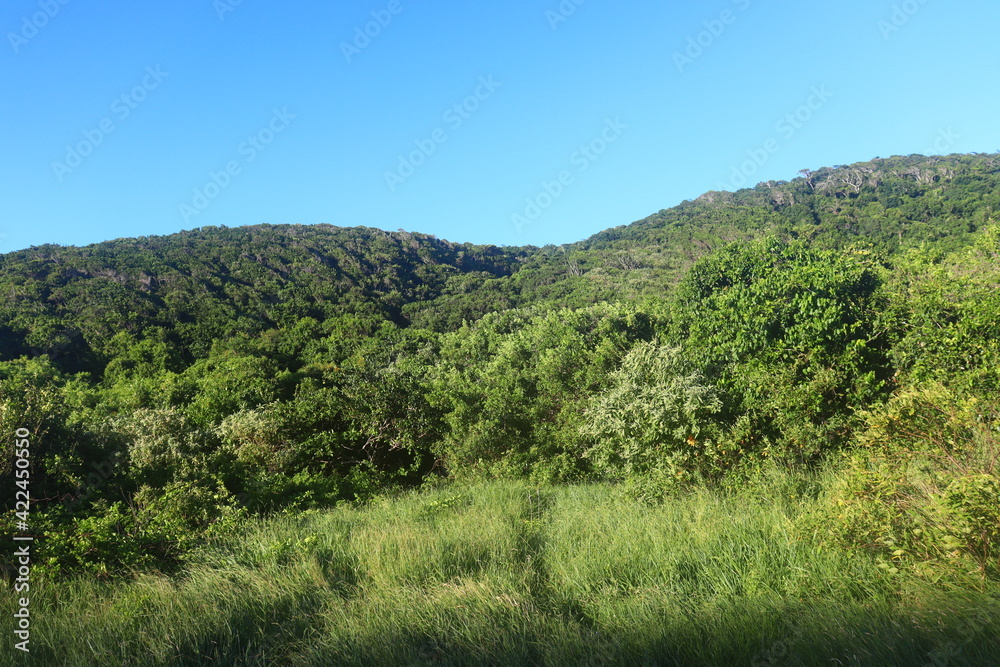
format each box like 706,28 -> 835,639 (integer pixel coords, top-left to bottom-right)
2,152 -> 1000,664
10,478 -> 1000,666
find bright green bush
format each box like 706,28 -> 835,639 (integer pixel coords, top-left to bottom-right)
182,353 -> 285,427
580,341 -> 722,497
133,478 -> 247,549
33,501 -> 154,578
669,237 -> 891,462
801,383 -> 1000,581
428,303 -> 656,482
882,224 -> 1000,393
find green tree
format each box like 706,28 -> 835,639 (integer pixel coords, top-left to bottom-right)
670,238 -> 891,461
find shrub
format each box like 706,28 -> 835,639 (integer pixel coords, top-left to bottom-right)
671,238 -> 891,461
581,341 -> 722,499
114,407 -> 221,488
801,383 -> 1000,580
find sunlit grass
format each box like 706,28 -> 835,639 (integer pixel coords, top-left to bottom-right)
5,472 -> 999,665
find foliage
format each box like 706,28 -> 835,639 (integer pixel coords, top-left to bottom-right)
8,480 -> 1000,666
580,341 -> 722,497
880,226 -> 1000,393
669,238 -> 891,462
801,383 -> 1000,580
427,303 -> 656,482
2,154 -> 1000,578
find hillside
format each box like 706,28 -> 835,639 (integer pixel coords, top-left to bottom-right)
2,153 -> 999,370
1,151 -> 999,588
410,153 -> 1000,324
0,224 -> 527,371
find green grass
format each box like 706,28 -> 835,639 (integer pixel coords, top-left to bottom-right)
5,471 -> 999,666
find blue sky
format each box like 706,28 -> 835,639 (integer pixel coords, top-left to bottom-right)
2,1 -> 998,253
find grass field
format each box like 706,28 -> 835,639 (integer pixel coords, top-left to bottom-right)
6,468 -> 999,666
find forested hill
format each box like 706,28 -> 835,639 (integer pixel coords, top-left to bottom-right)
1,152 -> 999,371
417,152 -> 1000,319
0,224 -> 527,371
4,152 -> 1000,583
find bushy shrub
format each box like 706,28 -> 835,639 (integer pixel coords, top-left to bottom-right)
800,383 -> 1000,580
114,407 -> 222,488
883,225 -> 1000,393
580,341 -> 722,498
182,354 -> 285,427
428,303 -> 656,482
670,238 -> 891,462
133,478 -> 247,549
32,501 -> 154,578
31,480 -> 248,578
216,405 -> 292,472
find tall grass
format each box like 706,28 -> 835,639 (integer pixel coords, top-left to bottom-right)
5,469 -> 999,665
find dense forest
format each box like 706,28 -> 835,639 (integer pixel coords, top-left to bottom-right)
2,151 -> 999,592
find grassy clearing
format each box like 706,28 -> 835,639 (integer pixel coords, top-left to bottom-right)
6,470 -> 999,666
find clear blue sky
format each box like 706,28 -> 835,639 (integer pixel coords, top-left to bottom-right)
2,0 -> 998,253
